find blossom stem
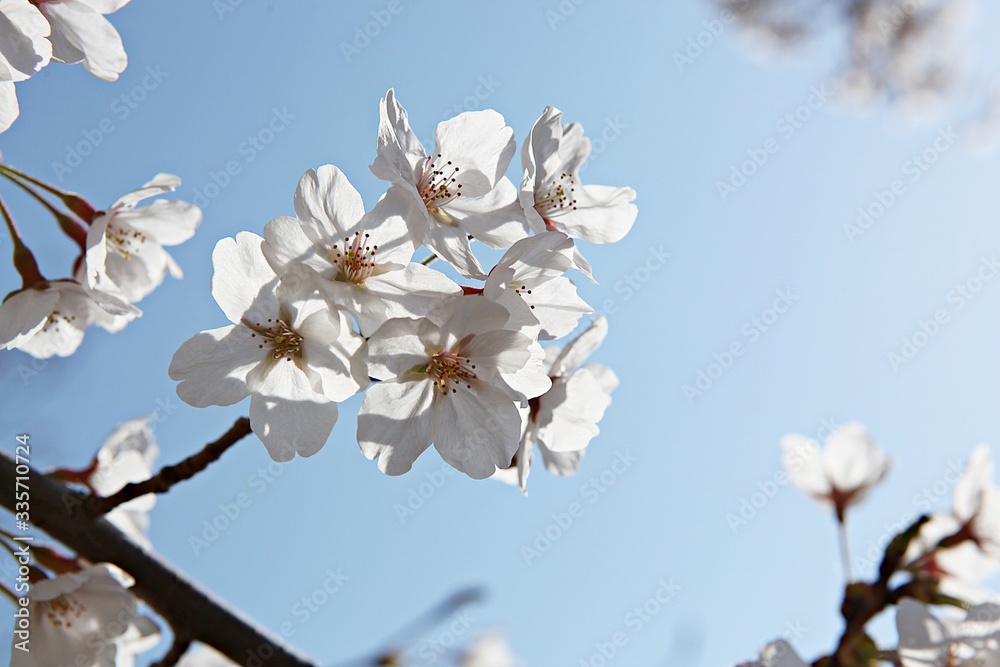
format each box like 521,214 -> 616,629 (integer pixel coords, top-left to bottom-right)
0,163 -> 98,223
0,194 -> 45,289
420,252 -> 438,266
837,518 -> 854,582
0,445 -> 321,666
87,417 -> 253,515
150,635 -> 192,667
0,168 -> 88,249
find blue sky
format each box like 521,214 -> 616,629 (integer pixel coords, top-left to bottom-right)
3,1 -> 1000,665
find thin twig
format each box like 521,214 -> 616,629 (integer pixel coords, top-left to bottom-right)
150,635 -> 192,667
86,417 -> 252,515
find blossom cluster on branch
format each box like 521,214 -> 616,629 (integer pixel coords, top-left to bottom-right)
740,423 -> 1000,667
168,89 -> 635,487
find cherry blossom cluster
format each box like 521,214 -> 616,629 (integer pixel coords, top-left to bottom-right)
741,423 -> 1000,667
0,171 -> 201,359
0,0 -> 134,132
169,89 -> 635,487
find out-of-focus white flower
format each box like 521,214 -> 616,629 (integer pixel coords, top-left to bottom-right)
10,563 -> 153,667
358,295 -> 550,479
113,615 -> 161,667
519,106 -> 637,273
736,639 -> 810,667
0,0 -> 52,132
0,279 -> 136,358
459,629 -> 524,667
495,316 -> 617,492
83,416 -> 158,550
371,88 -> 527,278
169,232 -> 368,461
896,598 -> 1000,667
781,422 -> 890,521
35,0 -> 132,81
263,164 -> 460,336
483,231 -> 592,341
904,445 -> 1000,602
85,173 -> 202,307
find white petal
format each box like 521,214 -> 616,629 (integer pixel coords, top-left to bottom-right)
358,378 -> 435,475
366,316 -> 438,379
168,325 -> 260,408
0,0 -> 51,82
434,109 -> 515,198
557,184 -> 637,244
445,177 -> 530,249
371,88 -> 426,186
367,263 -> 462,324
39,0 -> 126,80
780,434 -> 830,500
293,306 -> 368,401
0,80 -> 17,132
292,165 -> 365,239
115,200 -> 202,246
432,382 -> 522,479
210,233 -> 279,324
111,173 -> 180,209
822,423 -> 888,496
251,360 -> 338,461
0,287 -> 57,348
549,316 -> 608,376
954,444 -> 995,522
535,367 -> 612,453
538,441 -> 585,477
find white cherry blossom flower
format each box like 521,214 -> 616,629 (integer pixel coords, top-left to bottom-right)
737,640 -> 810,667
519,106 -> 637,265
460,629 -> 524,667
85,173 -> 202,307
781,422 -> 890,521
358,295 -> 550,479
83,416 -> 158,549
113,616 -> 161,667
11,563 -> 147,667
169,232 -> 368,461
263,164 -> 460,336
0,0 -> 52,132
497,316 -> 617,492
483,231 -> 592,340
370,88 -> 528,278
35,0 -> 131,81
896,599 -> 1000,667
0,279 -> 136,358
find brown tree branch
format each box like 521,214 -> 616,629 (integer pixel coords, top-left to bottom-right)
0,445 -> 320,667
86,417 -> 252,515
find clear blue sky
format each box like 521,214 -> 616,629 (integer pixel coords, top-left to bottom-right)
3,1 -> 1000,665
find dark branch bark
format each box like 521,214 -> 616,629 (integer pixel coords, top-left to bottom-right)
87,417 -> 252,514
0,443 -> 320,667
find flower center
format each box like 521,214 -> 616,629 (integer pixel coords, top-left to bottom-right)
329,231 -> 378,284
242,317 -> 303,362
511,283 -> 536,311
417,154 -> 462,223
534,172 -> 577,220
42,593 -> 86,629
40,308 -> 77,334
106,221 -> 147,260
427,351 -> 477,394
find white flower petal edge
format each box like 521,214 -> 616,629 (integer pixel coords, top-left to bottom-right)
85,173 -> 202,306
737,640 -> 810,667
36,0 -> 130,81
896,599 -> 1000,667
169,232 -> 368,461
359,296 -> 550,479
520,106 -> 637,246
459,629 -> 525,667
